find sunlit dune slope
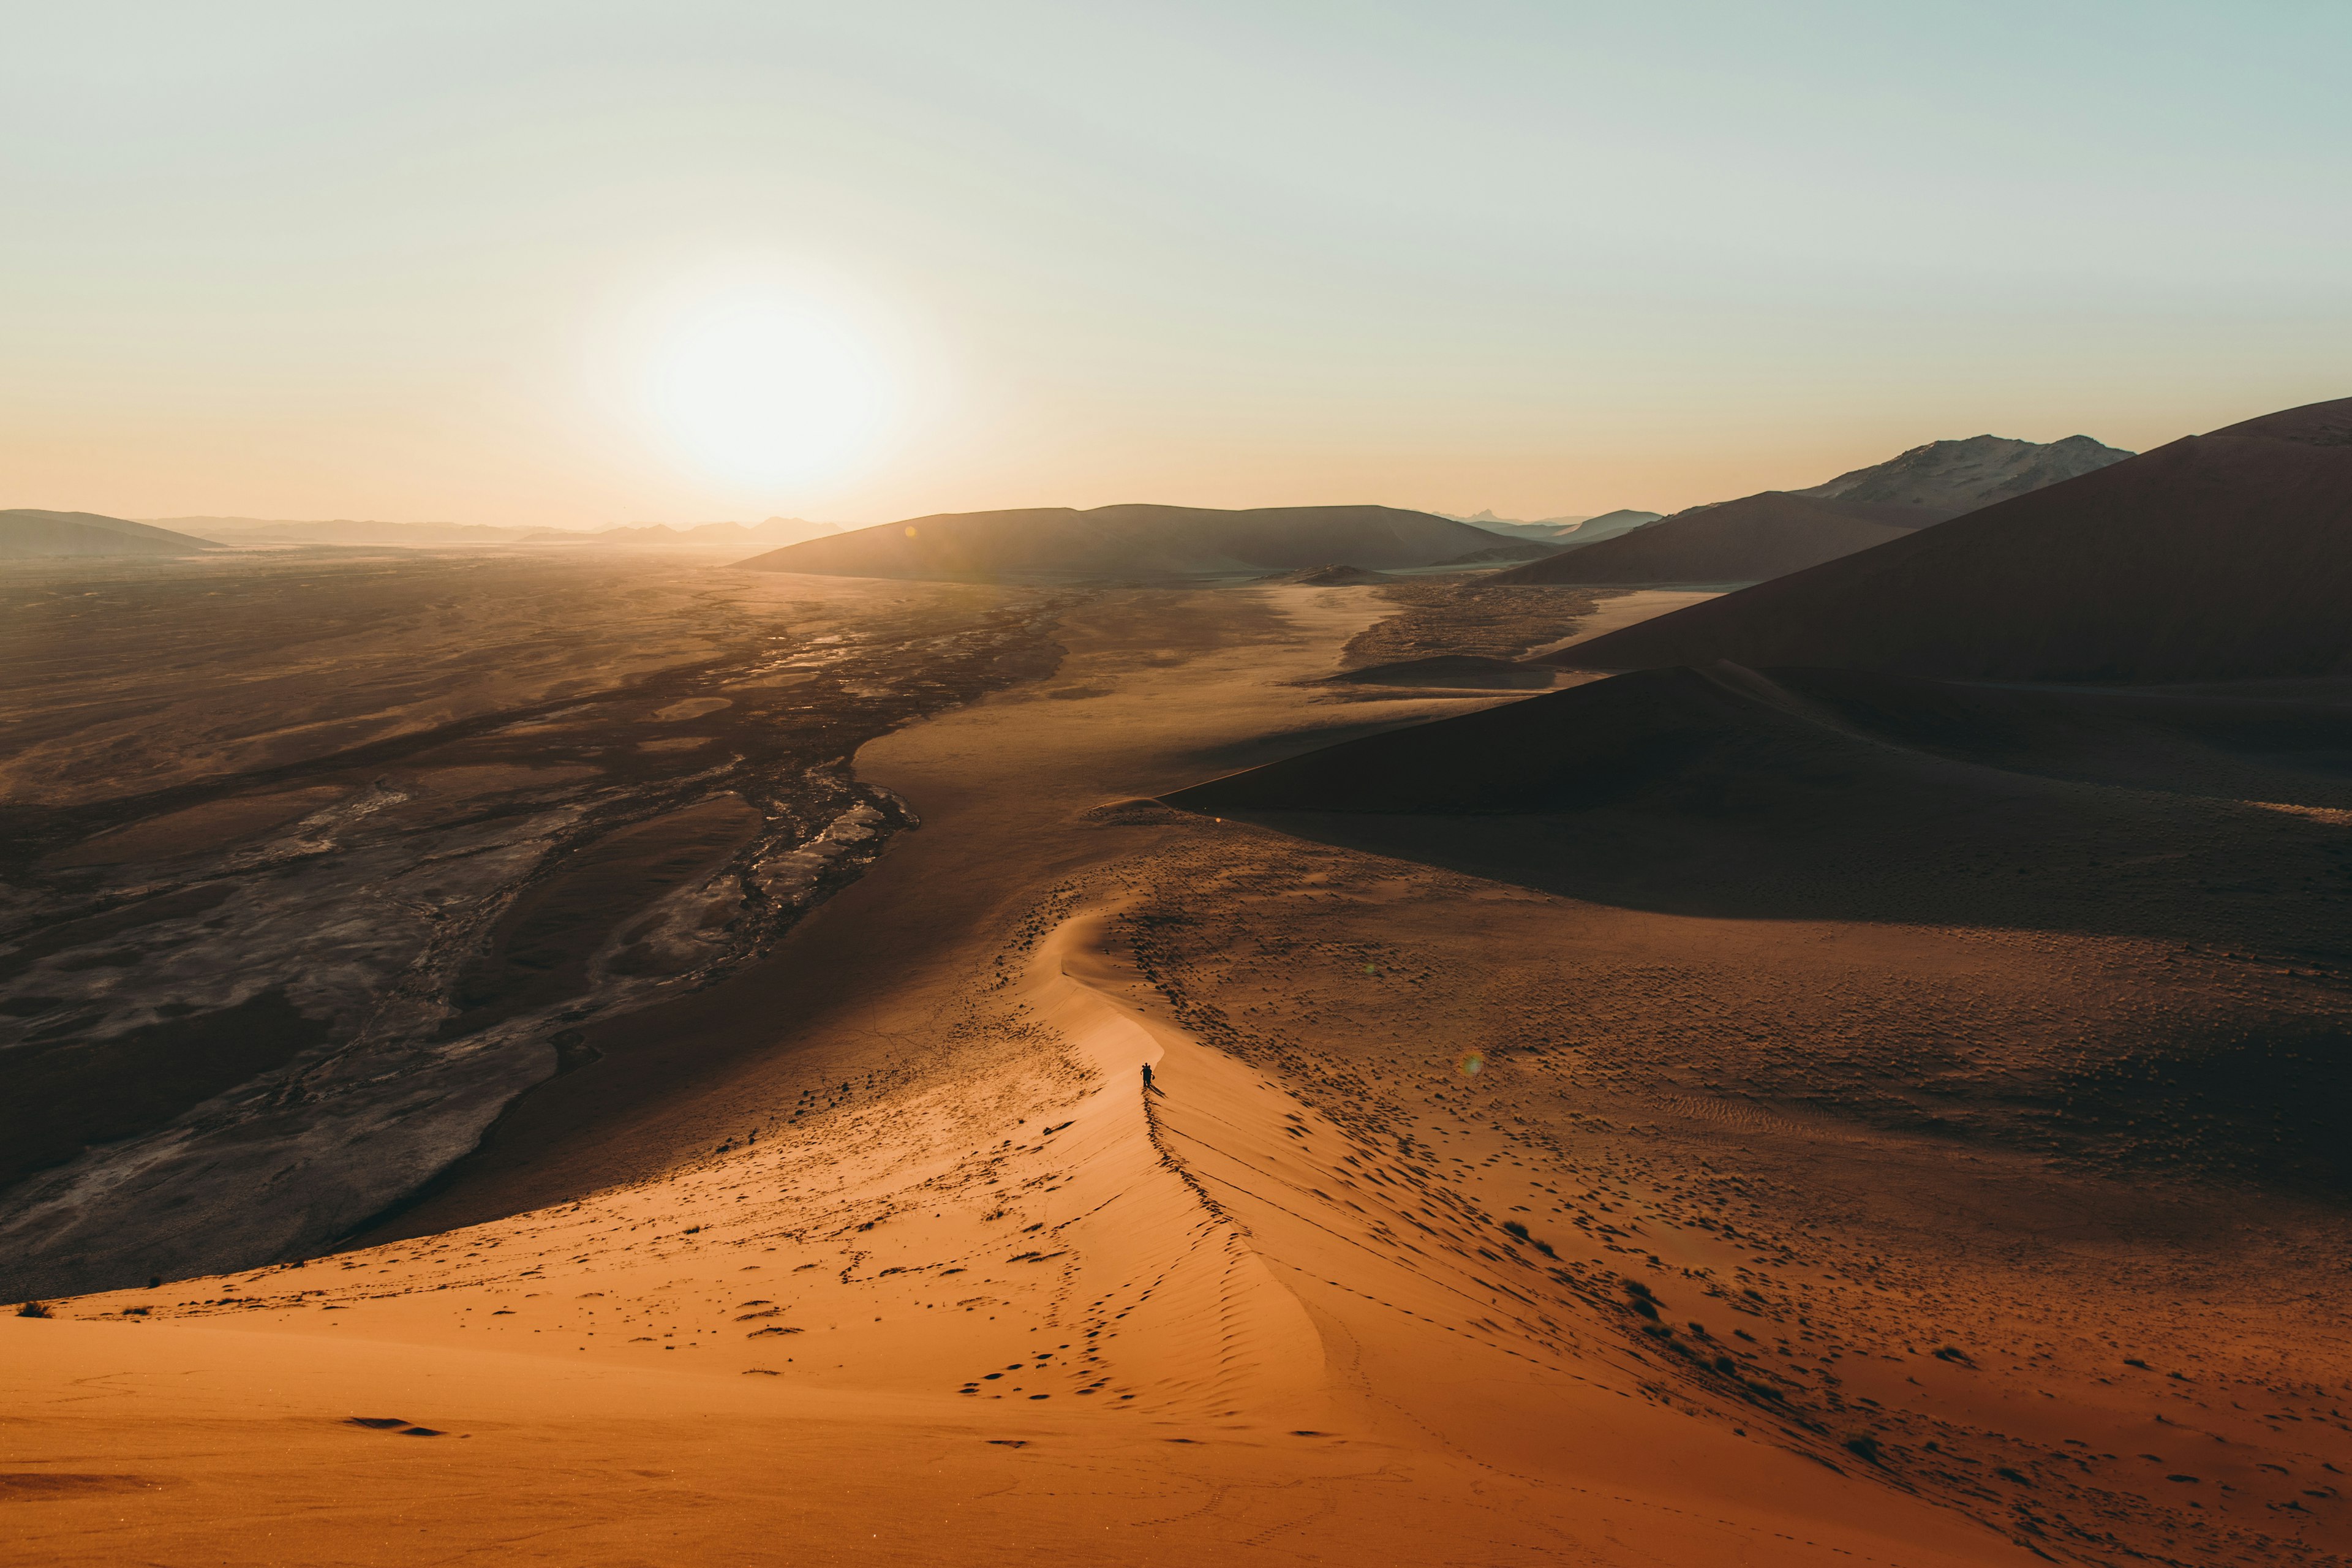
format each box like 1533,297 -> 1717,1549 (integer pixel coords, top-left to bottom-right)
737,503 -> 1496,582
1548,396 -> 2352,681
3,908 -> 2048,1568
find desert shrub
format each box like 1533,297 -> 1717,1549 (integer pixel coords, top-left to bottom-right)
15,1300 -> 52,1319
1844,1434 -> 1882,1464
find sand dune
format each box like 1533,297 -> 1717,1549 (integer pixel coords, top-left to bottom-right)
3,903 -> 2046,1567
1796,432 -> 2132,511
741,503 -> 1498,582
12,577 -> 2350,1566
1551,507 -> 1665,543
1436,538 -> 1563,565
1172,660 -> 2352,821
0,510 -> 217,559
0,557 -> 1063,1304
1493,432 -> 2128,590
1551,396 -> 2352,680
1324,653 -> 1561,689
151,516 -> 842,549
6,588 -> 2100,1565
1491,492 -> 1931,586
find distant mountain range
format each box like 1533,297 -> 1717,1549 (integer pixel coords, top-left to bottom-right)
1493,432 -> 2133,588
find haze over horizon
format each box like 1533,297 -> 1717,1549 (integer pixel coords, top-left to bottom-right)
5,2 -> 2348,529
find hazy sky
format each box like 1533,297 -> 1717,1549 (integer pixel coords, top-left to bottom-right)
5,2 -> 2347,526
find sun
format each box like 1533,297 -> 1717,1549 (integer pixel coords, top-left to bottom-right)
646,291 -> 893,488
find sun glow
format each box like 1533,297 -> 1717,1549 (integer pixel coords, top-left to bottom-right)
646,291 -> 894,488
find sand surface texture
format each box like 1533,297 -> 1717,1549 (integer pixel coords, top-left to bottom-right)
0,556 -> 1062,1300
7,583 -> 2347,1566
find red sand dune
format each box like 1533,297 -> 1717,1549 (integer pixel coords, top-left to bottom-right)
1548,397 -> 2352,681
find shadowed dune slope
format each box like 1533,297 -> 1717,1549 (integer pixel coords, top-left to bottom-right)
1,510 -> 217,558
1490,491 -> 1935,586
1164,660 -> 2352,938
739,503 -> 1496,582
1163,661 -> 2352,1197
1324,652 -> 1559,688
1548,396 -> 2352,680
1174,662 -> 2352,816
1173,663 -> 1841,815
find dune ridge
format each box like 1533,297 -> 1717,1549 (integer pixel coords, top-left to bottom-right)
1489,429 -> 2139,590
12,578 -> 2350,1567
1796,432 -> 2132,510
1,583 -> 2058,1566
1548,396 -> 2352,681
1490,492 -> 1932,586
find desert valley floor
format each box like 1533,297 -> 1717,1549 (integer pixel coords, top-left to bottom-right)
5,562 -> 2350,1567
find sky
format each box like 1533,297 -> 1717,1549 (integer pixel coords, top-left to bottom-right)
4,1 -> 2348,527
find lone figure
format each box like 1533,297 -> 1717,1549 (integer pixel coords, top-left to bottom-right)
1141,1062 -> 1157,1095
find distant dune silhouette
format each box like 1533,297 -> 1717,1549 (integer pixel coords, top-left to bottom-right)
1553,507 -> 1665,544
151,516 -> 839,549
1489,492 -> 1931,586
1549,397 -> 2352,682
1494,432 -> 2129,590
0,510 -> 217,559
1461,508 -> 1663,546
737,503 -> 1498,582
